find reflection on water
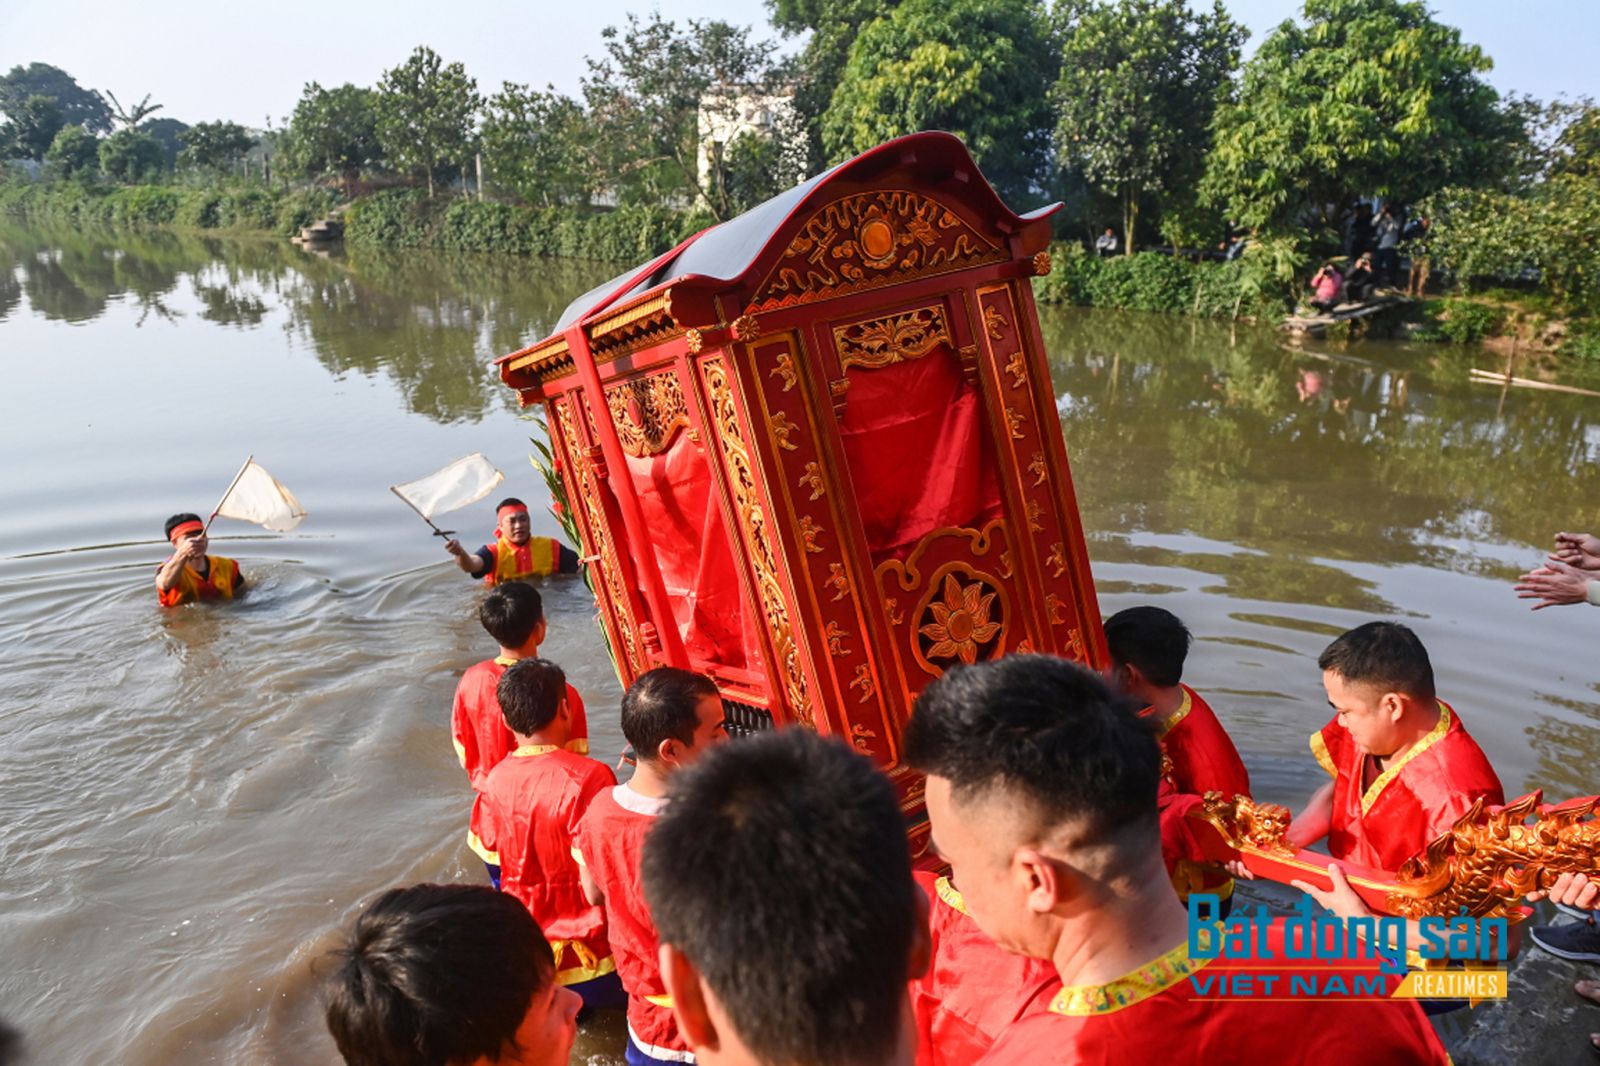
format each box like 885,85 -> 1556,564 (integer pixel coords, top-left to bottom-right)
2,226 -> 1599,1063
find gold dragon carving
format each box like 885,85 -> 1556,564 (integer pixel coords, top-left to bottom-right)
700,355 -> 813,727
749,191 -> 1003,312
832,305 -> 951,371
553,399 -> 644,674
1194,791 -> 1600,921
604,372 -> 690,458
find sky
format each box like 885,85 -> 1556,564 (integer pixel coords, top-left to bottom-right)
1,0 -> 1594,130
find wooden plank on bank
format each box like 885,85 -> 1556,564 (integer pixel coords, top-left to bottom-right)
1469,367 -> 1600,398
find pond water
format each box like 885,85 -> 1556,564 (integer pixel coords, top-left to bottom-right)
2,222 -> 1598,1063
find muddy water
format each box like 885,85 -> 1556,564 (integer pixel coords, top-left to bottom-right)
2,223 -> 1598,1063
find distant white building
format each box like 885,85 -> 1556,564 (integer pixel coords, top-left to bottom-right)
696,87 -> 804,193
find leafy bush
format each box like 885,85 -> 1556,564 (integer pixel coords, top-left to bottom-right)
1419,297 -> 1505,344
1563,319 -> 1600,361
0,179 -> 334,235
1033,242 -> 1297,320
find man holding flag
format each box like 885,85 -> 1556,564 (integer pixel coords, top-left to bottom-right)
157,456 -> 305,607
445,498 -> 579,587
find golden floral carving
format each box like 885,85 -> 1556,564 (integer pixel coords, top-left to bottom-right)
918,573 -> 1003,666
998,550 -> 1013,580
1028,451 -> 1047,486
1017,638 -> 1035,654
1026,500 -> 1044,533
850,723 -> 879,754
832,305 -> 951,371
750,190 -> 1002,312
1194,793 -> 1296,856
824,621 -> 852,656
1032,251 -> 1052,276
798,461 -> 826,501
605,372 -> 690,458
1065,627 -> 1086,660
983,304 -> 1009,341
701,356 -> 812,727
554,399 -> 643,674
770,411 -> 800,451
732,314 -> 762,342
685,328 -> 705,354
884,597 -> 905,626
799,515 -> 825,553
1006,351 -> 1027,390
826,563 -> 851,602
770,353 -> 798,393
850,665 -> 875,704
1045,593 -> 1067,625
1047,542 -> 1068,579
1005,405 -> 1027,440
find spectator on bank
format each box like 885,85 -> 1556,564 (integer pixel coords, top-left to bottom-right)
324,883 -> 580,1066
1345,252 -> 1376,302
1375,206 -> 1402,287
1344,202 -> 1376,258
1514,531 -> 1600,609
1309,262 -> 1344,312
1404,216 -> 1432,296
1095,227 -> 1118,257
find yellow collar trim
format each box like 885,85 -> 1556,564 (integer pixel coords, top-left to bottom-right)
511,744 -> 558,758
934,876 -> 968,916
493,655 -> 519,666
1141,687 -> 1191,739
1360,701 -> 1452,815
1049,935 -> 1212,1016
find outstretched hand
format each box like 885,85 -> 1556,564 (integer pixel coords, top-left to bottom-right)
1291,863 -> 1373,921
1528,871 -> 1600,911
444,538 -> 469,560
1514,559 -> 1593,610
1551,531 -> 1600,571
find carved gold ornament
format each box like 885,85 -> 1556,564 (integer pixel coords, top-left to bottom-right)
750,190 -> 1002,311
770,411 -> 800,451
983,304 -> 1009,341
605,372 -> 690,458
1032,251 -> 1052,276
799,462 -> 826,501
918,572 -> 1003,666
1028,451 -> 1047,486
770,353 -> 798,393
1006,352 -> 1027,390
1047,542 -> 1068,579
833,305 -> 951,371
826,563 -> 851,602
850,665 -> 876,703
1193,793 -> 1297,856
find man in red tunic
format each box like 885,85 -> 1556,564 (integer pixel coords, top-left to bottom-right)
446,497 -> 580,586
1289,621 -> 1504,872
910,868 -> 1056,1066
472,658 -> 622,1012
1105,606 -> 1250,911
575,668 -> 727,1066
904,655 -> 1449,1065
156,513 -> 245,607
455,583 -> 589,884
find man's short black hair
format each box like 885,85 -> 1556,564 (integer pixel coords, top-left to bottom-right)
1104,605 -> 1191,687
324,883 -> 554,1066
1317,621 -> 1436,702
643,730 -> 915,1066
498,658 -> 566,736
496,497 -> 527,512
0,1018 -> 21,1066
164,513 -> 202,539
905,654 -> 1160,846
621,667 -> 718,760
479,582 -> 544,648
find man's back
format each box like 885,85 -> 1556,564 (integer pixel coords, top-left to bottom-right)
452,658 -> 589,790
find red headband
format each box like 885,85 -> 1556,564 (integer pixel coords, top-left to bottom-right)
497,503 -> 529,519
168,520 -> 204,544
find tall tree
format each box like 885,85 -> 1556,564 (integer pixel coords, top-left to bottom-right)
582,13 -> 779,218
821,0 -> 1055,203
1202,0 -> 1517,231
0,63 -> 112,133
45,124 -> 100,177
480,83 -> 592,207
101,90 -> 164,131
766,0 -> 899,172
3,94 -> 66,160
179,121 -> 256,175
282,83 -> 382,196
1053,0 -> 1245,255
97,129 -> 163,183
375,47 -> 481,198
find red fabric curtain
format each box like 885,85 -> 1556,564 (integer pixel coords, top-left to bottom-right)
837,346 -> 1002,562
624,436 -> 761,674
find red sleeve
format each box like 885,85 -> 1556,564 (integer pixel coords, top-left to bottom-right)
451,677 -> 480,787
472,789 -> 498,854
566,683 -> 588,743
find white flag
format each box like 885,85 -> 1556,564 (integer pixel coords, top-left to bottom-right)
215,460 -> 308,532
391,453 -> 504,519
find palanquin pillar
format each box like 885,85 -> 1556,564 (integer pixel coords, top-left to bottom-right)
497,132 -> 1106,854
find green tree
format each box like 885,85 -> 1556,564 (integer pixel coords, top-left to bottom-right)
375,47 -> 481,198
766,0 -> 899,171
282,82 -> 382,196
98,128 -> 164,183
1202,0 -> 1516,232
1053,0 -> 1245,255
0,63 -> 112,133
1551,103 -> 1600,179
480,83 -> 591,206
179,121 -> 256,175
582,13 -> 779,218
2,94 -> 66,160
102,90 -> 164,131
142,118 -> 190,171
45,124 -> 99,177
821,0 -> 1055,203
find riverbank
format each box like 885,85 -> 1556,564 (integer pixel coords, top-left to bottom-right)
0,180 -> 335,237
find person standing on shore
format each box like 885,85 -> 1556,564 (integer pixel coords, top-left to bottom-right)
156,513 -> 245,607
446,497 -> 580,585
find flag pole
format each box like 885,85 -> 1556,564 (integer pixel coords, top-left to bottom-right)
206,454 -> 254,534
388,486 -> 455,538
